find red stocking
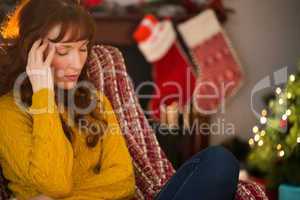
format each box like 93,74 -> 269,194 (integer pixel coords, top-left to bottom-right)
134,15 -> 196,120
178,9 -> 244,114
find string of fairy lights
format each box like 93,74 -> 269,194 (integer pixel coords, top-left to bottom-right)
248,74 -> 300,158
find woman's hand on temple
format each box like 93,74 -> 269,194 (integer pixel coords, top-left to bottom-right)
26,38 -> 56,93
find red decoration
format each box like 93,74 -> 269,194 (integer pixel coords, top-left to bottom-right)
133,15 -> 158,42
82,0 -> 103,8
134,15 -> 196,120
280,119 -> 287,129
178,10 -> 243,114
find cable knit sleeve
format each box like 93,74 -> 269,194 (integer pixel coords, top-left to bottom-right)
59,92 -> 136,200
0,88 -> 74,199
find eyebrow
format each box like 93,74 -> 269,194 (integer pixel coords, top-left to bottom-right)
56,41 -> 89,49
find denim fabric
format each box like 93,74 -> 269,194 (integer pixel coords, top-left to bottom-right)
154,146 -> 240,200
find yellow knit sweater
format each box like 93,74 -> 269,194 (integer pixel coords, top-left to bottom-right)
0,88 -> 136,200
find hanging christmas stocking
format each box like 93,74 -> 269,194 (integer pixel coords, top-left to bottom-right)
133,15 -> 196,120
178,9 -> 244,114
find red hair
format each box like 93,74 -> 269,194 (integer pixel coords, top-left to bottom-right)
0,0 -> 107,148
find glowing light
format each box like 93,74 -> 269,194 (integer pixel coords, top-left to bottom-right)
276,87 -> 282,95
261,109 -> 268,116
260,117 -> 267,124
260,130 -> 266,136
278,150 -> 285,157
286,109 -> 292,116
297,137 -> 300,144
254,134 -> 260,142
252,126 -> 259,133
289,74 -> 296,82
279,98 -> 284,105
276,144 -> 282,150
0,16 -> 19,40
282,114 -> 288,121
287,92 -> 292,99
258,140 -> 264,146
248,138 -> 255,146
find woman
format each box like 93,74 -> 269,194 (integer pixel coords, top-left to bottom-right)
0,0 -> 239,200
0,0 -> 135,200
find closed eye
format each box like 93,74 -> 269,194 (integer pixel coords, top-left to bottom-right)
56,43 -> 88,56
57,51 -> 68,56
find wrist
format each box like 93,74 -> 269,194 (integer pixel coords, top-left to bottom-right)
28,67 -> 54,93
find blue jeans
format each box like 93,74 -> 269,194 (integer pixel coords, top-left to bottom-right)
154,146 -> 240,200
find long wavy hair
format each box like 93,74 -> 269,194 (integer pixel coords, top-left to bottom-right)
0,0 -> 107,149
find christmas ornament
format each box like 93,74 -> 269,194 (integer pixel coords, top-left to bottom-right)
82,0 -> 103,8
134,15 -> 196,120
280,119 -> 287,129
178,9 -> 243,114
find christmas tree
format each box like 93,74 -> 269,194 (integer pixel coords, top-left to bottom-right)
247,68 -> 300,189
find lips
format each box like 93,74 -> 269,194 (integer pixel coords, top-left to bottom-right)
64,74 -> 79,81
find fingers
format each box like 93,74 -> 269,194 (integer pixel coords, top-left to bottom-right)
29,38 -> 42,55
35,40 -> 49,64
37,40 -> 49,58
28,38 -> 54,67
28,39 -> 42,67
26,38 -> 55,93
45,43 -> 55,66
